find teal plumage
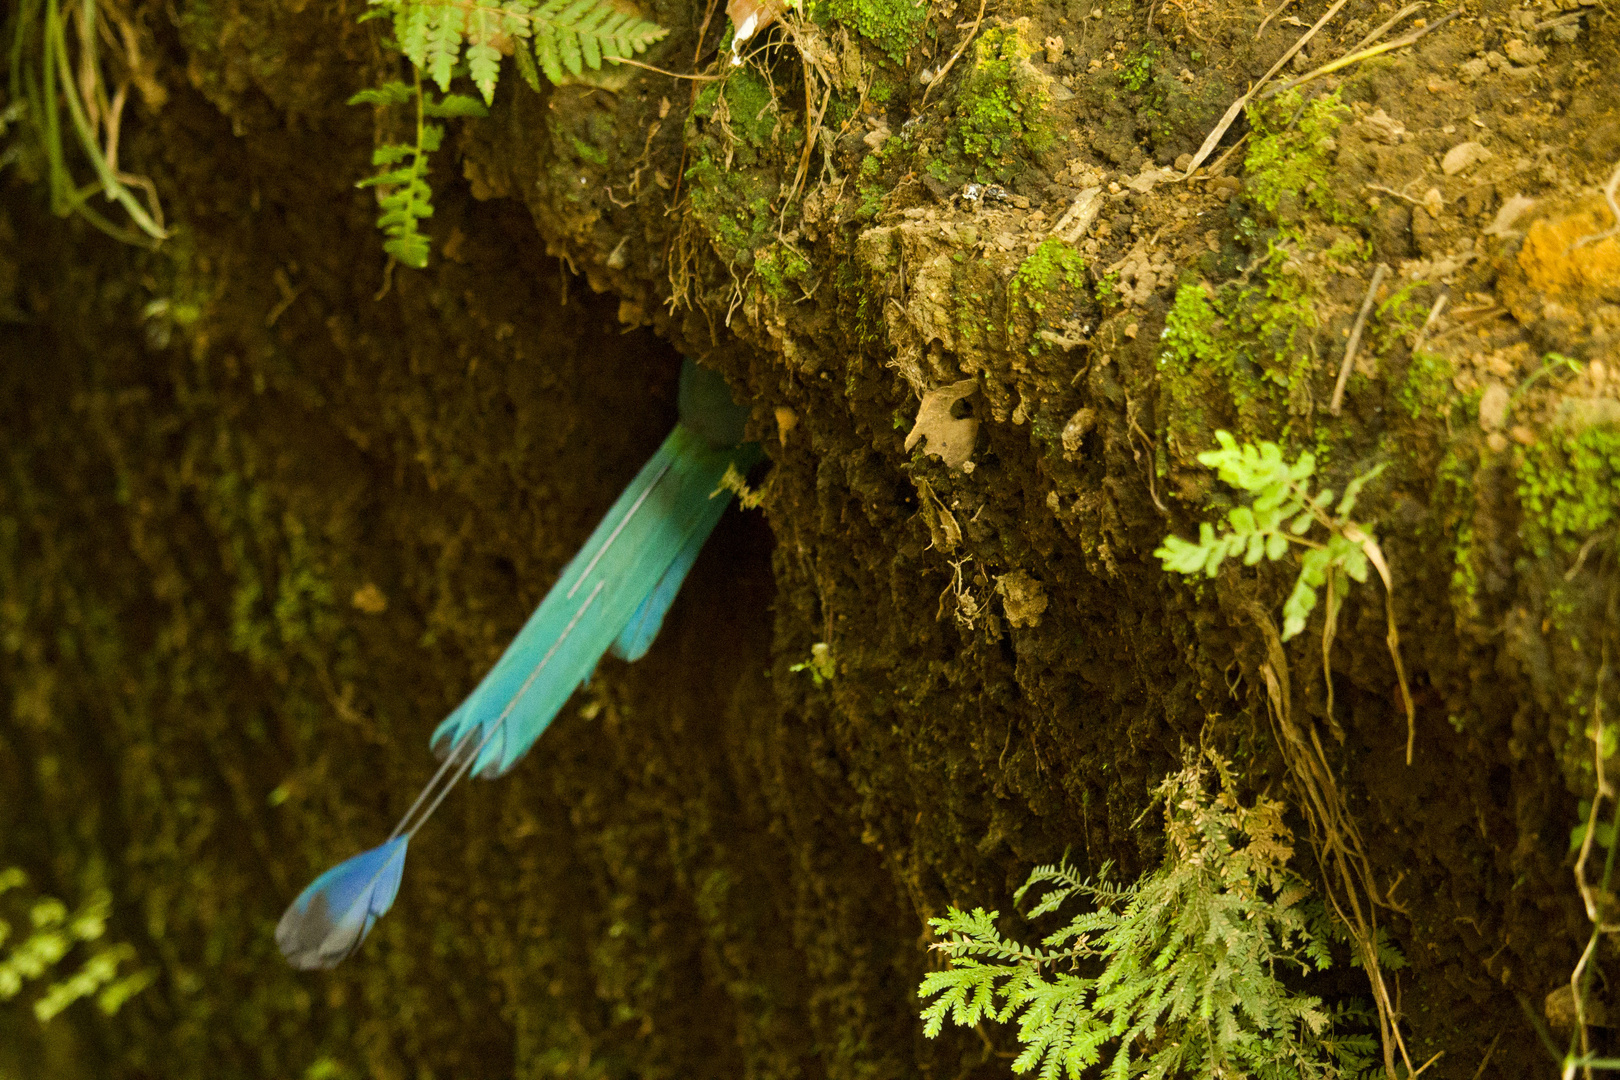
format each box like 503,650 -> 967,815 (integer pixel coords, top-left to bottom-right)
276,361 -> 758,970
429,423 -> 762,778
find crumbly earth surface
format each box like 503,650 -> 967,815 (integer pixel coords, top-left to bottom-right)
1,0 -> 1619,1075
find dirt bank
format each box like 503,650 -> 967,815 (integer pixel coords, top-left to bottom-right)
2,0 -> 1619,1074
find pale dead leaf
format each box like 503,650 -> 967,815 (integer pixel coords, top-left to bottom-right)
905,380 -> 980,469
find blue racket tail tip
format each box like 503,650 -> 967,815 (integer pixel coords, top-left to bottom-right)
277,836 -> 409,970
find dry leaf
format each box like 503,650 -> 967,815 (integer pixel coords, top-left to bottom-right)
727,0 -> 785,59
997,571 -> 1049,628
904,380 -> 980,469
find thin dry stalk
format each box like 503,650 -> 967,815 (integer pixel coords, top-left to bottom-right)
1410,292 -> 1447,354
1259,9 -> 1461,101
1255,0 -> 1299,39
1176,0 -> 1349,179
918,0 -> 988,111
1471,1032 -> 1504,1080
1331,262 -> 1389,415
1249,604 -> 1415,1079
1570,647 -> 1617,1080
1347,1 -> 1424,53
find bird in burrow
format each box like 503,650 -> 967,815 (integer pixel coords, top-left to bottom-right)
276,359 -> 761,970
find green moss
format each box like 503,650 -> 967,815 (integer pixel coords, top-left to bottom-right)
569,134 -> 610,166
949,26 -> 1053,181
1155,243 -> 1322,459
1007,239 -> 1087,353
755,243 -> 812,301
1516,424 -> 1620,559
1118,42 -> 1160,92
684,68 -> 795,267
1397,350 -> 1452,419
1244,91 -> 1354,225
810,0 -> 925,61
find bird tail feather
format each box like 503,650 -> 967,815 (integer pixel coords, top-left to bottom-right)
429,426 -> 757,777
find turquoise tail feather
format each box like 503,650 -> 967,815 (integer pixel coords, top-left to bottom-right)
280,360 -> 758,970
430,426 -> 761,777
610,523 -> 707,663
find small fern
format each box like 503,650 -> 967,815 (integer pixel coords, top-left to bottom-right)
349,76 -> 487,268
0,868 -> 154,1023
347,0 -> 664,265
1154,431 -> 1387,641
920,754 -> 1379,1080
372,0 -> 669,101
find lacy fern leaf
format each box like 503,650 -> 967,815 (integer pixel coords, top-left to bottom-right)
373,0 -> 668,102
1153,430 -> 1387,640
920,754 -> 1380,1080
350,78 -> 487,268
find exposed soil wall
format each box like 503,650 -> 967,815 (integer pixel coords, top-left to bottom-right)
2,0 -> 1619,1075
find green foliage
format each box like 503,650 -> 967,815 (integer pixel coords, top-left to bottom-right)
809,0 -> 926,62
949,26 -> 1053,180
5,0 -> 169,245
789,642 -> 834,686
347,0 -> 665,264
920,756 -> 1377,1080
0,868 -> 153,1024
349,77 -> 488,268
1515,422 -> 1620,560
1155,431 -> 1387,640
369,0 -> 668,101
1244,91 -> 1353,224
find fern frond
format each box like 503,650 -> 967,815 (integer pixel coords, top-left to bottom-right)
370,0 -> 667,97
917,753 -> 1386,1079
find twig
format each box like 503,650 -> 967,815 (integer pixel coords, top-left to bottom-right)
1573,157 -> 1620,249
1176,0 -> 1349,179
1260,10 -> 1461,100
1570,645 -> 1617,1080
1425,306 -> 1509,345
1348,1 -> 1424,53
1533,10 -> 1587,30
1565,530 -> 1611,582
1331,263 -> 1388,415
1366,183 -> 1427,206
918,0 -> 988,112
1410,292 -> 1447,354
1255,0 -> 1298,39
1204,132 -> 1249,177
606,56 -> 724,80
1471,1031 -> 1503,1080
1411,1051 -> 1445,1078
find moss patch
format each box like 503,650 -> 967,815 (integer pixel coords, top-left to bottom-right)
1007,239 -> 1087,354
1244,91 -> 1354,225
1155,243 -> 1320,460
1516,424 -> 1620,559
811,0 -> 926,62
948,25 -> 1054,181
